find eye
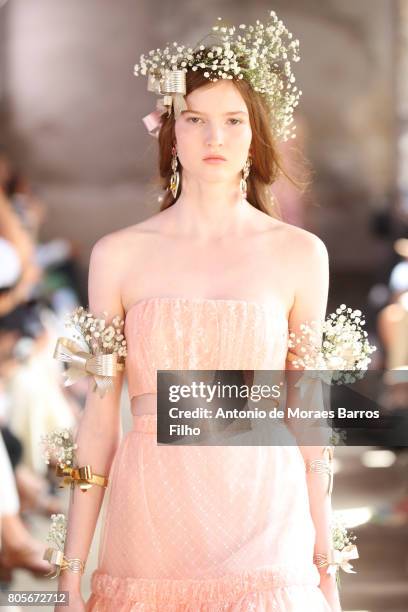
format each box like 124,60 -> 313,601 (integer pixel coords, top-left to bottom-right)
186,116 -> 243,125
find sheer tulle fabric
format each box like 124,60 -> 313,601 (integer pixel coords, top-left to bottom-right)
86,298 -> 330,611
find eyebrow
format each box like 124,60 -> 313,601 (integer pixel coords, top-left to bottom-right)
181,110 -> 248,116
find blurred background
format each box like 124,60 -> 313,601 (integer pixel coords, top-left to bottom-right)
0,1 -> 407,611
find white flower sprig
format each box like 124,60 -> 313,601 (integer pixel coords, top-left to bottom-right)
332,513 -> 357,551
331,512 -> 358,587
133,10 -> 301,142
329,427 -> 348,446
40,428 -> 77,469
46,513 -> 67,552
288,304 -> 377,384
68,306 -> 127,360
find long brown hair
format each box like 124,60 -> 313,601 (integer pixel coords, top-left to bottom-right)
156,69 -> 297,219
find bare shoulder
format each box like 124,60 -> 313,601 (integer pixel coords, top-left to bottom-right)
90,229 -> 130,274
274,220 -> 329,265
88,225 -> 148,304
87,230 -> 132,315
90,215 -> 162,263
89,215 -> 167,287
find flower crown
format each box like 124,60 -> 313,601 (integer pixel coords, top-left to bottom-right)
133,10 -> 301,142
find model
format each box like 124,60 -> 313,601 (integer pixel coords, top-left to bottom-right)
45,10 -> 357,611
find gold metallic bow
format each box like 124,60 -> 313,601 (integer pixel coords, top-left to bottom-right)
55,464 -> 108,492
315,544 -> 359,576
43,548 -> 85,578
147,70 -> 188,118
54,337 -> 124,398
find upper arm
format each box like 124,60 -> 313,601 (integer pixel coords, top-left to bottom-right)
285,233 -> 331,452
81,233 -> 126,428
88,233 -> 125,320
287,232 -> 330,363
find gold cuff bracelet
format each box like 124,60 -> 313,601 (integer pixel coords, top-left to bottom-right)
313,544 -> 359,575
56,464 -> 108,492
305,446 -> 334,496
43,548 -> 85,578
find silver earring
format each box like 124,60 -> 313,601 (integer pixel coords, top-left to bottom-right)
169,145 -> 180,199
240,156 -> 252,198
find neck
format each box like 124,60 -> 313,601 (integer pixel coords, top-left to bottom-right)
169,175 -> 250,241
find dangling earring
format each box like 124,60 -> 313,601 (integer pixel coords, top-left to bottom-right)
169,145 -> 180,199
240,156 -> 252,199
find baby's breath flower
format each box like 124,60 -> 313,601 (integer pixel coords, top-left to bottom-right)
66,306 -> 127,361
40,428 -> 76,468
288,304 -> 377,385
46,514 -> 67,551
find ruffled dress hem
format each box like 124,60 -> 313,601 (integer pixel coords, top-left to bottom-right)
85,566 -> 332,611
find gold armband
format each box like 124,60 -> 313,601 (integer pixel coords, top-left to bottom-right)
56,464 -> 108,492
54,337 -> 124,397
43,548 -> 85,578
53,307 -> 127,398
313,544 -> 359,575
305,446 -> 334,495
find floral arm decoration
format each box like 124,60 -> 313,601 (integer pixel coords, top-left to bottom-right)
40,427 -> 108,493
315,513 -> 359,588
286,304 -> 376,582
54,306 -> 127,398
286,303 -> 377,444
287,304 -> 377,381
43,513 -> 85,578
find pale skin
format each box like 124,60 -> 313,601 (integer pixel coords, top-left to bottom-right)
56,80 -> 341,611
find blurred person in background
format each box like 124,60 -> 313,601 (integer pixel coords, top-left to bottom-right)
0,241 -> 51,582
375,237 -> 408,525
0,151 -> 81,586
1,151 -> 83,317
389,237 -> 408,298
377,238 -> 408,370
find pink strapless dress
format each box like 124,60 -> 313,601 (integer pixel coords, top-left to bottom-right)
86,297 -> 331,612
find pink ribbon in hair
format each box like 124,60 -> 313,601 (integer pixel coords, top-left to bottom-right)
142,109 -> 163,138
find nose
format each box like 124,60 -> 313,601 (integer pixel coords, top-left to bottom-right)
204,121 -> 225,148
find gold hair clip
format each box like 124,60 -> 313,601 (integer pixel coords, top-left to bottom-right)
55,464 -> 108,492
147,71 -> 187,119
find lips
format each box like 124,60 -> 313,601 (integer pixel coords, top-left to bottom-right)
203,156 -> 227,161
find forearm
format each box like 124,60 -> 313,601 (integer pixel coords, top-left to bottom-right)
0,262 -> 41,315
57,387 -> 121,590
285,367 -> 341,610
0,289 -> 18,315
0,192 -> 35,265
300,445 -> 333,553
299,444 -> 341,611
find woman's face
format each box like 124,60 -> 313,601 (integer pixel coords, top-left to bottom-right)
174,80 -> 252,185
